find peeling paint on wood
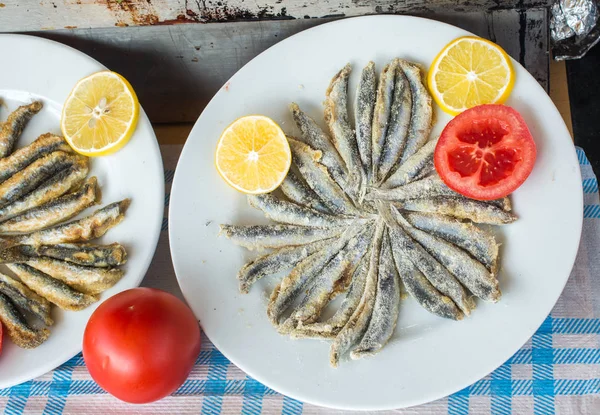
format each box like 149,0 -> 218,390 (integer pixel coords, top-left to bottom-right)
0,0 -> 553,32
26,9 -> 548,123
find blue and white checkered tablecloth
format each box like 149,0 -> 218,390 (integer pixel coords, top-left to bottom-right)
1,145 -> 599,415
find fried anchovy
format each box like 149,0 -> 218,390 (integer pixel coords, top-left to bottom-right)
413,158 -> 436,181
22,257 -> 124,295
288,137 -> 359,215
373,175 -> 510,211
395,212 -> 501,302
0,157 -> 89,222
7,263 -> 98,311
369,175 -> 454,201
390,241 -> 463,320
0,199 -> 130,250
0,272 -> 53,326
290,253 -> 369,339
379,203 -> 474,316
238,238 -> 333,293
219,223 -> 344,251
371,59 -> 398,181
290,227 -> 372,327
330,220 -> 384,367
404,211 -> 499,272
0,151 -> 83,208
398,60 -> 433,163
0,101 -> 43,158
355,61 -> 376,185
0,292 -> 50,349
247,193 -> 362,227
280,167 -> 330,214
324,63 -> 365,197
27,243 -> 126,268
268,225 -> 364,325
0,176 -> 100,234
352,230 -> 400,359
398,197 -> 517,225
290,103 -> 347,188
377,64 -> 412,183
0,133 -> 72,184
383,139 -> 437,189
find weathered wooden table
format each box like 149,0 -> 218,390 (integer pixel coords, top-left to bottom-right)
0,0 -> 572,139
1,3 -> 590,414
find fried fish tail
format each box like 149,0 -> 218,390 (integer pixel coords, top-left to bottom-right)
0,291 -> 50,349
0,273 -> 53,326
0,101 -> 43,158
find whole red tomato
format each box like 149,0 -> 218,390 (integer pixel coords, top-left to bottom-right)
83,288 -> 201,403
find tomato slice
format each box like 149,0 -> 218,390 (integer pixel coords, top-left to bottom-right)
434,104 -> 536,200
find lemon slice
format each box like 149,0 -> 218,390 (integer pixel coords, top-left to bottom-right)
215,115 -> 291,194
428,36 -> 515,115
61,71 -> 139,156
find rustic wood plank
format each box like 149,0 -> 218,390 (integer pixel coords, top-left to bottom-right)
154,60 -> 569,146
0,0 -> 552,32
153,56 -> 570,145
28,9 -> 548,124
550,60 -> 573,138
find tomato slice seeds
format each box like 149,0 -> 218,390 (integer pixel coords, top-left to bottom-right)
434,105 -> 536,200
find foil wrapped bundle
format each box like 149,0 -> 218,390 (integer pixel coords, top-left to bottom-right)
551,0 -> 599,60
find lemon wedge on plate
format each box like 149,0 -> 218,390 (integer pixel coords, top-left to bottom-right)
215,115 -> 291,194
61,71 -> 139,156
428,36 -> 515,115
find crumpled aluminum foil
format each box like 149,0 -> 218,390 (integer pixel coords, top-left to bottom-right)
551,0 -> 600,60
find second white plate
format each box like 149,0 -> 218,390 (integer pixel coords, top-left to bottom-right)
0,35 -> 164,389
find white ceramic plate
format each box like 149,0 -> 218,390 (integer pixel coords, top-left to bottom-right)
169,16 -> 582,410
0,35 -> 164,389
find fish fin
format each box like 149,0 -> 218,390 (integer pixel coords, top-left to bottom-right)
89,176 -> 102,205
118,198 -> 131,212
